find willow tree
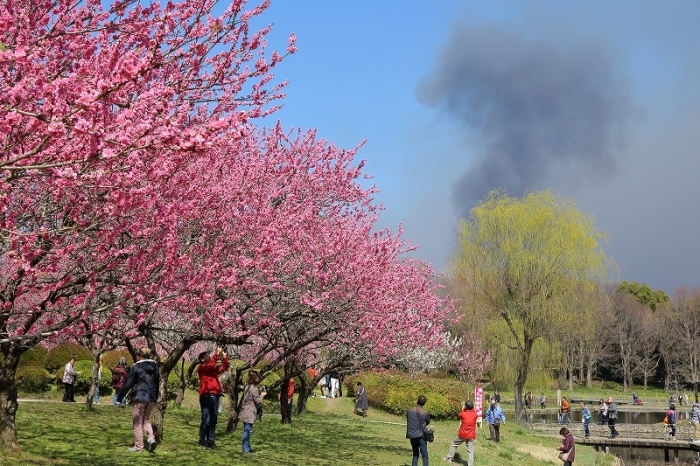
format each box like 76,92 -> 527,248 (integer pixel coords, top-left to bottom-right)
449,189 -> 615,419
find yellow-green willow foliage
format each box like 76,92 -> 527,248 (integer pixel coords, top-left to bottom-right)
488,332 -> 560,391
449,189 -> 616,417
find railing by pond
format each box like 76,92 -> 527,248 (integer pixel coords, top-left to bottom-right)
526,420 -> 696,440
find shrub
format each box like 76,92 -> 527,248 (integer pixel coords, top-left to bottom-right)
15,366 -> 53,393
45,343 -> 92,373
260,369 -> 282,397
167,363 -> 200,393
346,371 -> 471,419
19,345 -> 48,368
56,360 -> 112,395
601,381 -> 620,390
101,349 -> 134,370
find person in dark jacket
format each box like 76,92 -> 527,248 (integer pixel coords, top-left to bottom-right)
354,382 -> 368,418
406,395 -> 430,466
197,347 -> 229,449
118,347 -> 160,453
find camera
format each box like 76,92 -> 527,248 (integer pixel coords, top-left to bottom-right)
259,385 -> 267,392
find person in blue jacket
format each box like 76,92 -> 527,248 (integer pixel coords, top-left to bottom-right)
485,400 -> 506,442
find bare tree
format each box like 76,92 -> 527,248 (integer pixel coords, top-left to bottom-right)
672,287 -> 700,400
631,307 -> 661,389
610,289 -> 648,391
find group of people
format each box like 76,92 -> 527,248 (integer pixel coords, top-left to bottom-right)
669,392 -> 690,407
405,394 -> 575,466
195,347 -> 269,454
319,371 -> 341,398
61,355 -> 130,405
596,396 -> 620,438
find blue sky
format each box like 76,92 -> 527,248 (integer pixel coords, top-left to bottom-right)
254,0 -> 700,295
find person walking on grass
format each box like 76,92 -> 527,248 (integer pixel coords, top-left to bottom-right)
540,392 -> 546,409
240,370 -> 267,454
196,347 -> 229,449
443,400 -> 478,465
117,347 -> 159,453
580,401 -> 592,438
558,427 -> 576,465
354,381 -> 368,418
61,357 -> 78,403
485,400 -> 506,442
406,395 -> 430,466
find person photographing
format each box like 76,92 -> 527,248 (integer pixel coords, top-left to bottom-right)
197,347 -> 229,449
240,370 -> 267,454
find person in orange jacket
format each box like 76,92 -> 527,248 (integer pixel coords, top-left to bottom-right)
559,397 -> 572,424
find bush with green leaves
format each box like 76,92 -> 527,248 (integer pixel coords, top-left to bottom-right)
345,371 -> 471,419
55,360 -> 112,395
167,363 -> 200,393
601,381 -> 620,391
101,349 -> 134,371
15,366 -> 54,393
19,345 -> 48,368
45,343 -> 92,373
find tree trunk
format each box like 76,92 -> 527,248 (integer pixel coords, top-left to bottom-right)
85,352 -> 103,410
175,360 -> 198,407
225,371 -> 244,433
174,360 -> 186,407
513,336 -> 534,421
586,359 -> 593,388
151,368 -> 170,443
0,347 -> 21,452
280,378 -> 291,424
296,375 -> 308,415
148,338 -> 193,443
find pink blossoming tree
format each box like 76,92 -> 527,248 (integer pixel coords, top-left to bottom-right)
0,0 -> 292,450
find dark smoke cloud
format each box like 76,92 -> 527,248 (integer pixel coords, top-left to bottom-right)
415,24 -> 635,219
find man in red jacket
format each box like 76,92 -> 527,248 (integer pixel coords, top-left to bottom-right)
197,347 -> 229,449
443,400 -> 478,465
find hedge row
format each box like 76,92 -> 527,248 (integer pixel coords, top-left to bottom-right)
15,366 -> 54,393
345,371 -> 473,419
17,345 -> 292,397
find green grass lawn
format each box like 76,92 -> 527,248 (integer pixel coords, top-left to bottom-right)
2,391 -> 618,465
